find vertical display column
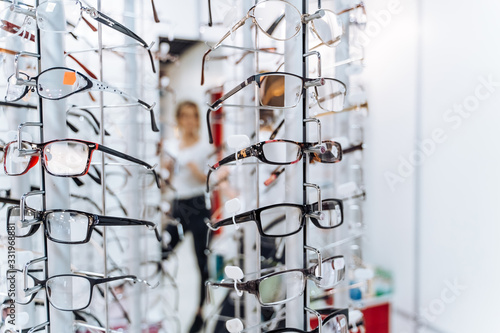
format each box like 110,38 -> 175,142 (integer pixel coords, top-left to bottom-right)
39,3 -> 72,331
284,0 -> 305,329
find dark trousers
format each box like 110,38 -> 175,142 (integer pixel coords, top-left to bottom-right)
167,195 -> 210,308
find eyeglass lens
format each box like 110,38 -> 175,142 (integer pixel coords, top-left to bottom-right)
252,1 -> 302,41
314,256 -> 345,288
9,207 -> 37,237
261,141 -> 301,164
36,0 -> 82,33
43,140 -> 89,176
4,141 -> 37,175
324,314 -> 348,333
4,140 -> 91,176
37,68 -> 89,100
258,74 -> 302,108
5,73 -> 29,102
259,205 -> 302,236
46,275 -> 92,310
311,10 -> 343,47
0,5 -> 36,40
258,270 -> 305,305
7,270 -> 37,304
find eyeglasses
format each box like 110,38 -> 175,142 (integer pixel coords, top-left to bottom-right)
5,67 -> 158,132
206,139 -> 342,191
230,307 -> 348,333
206,255 -> 345,306
209,198 -> 343,237
7,205 -> 162,244
6,269 -> 154,311
3,139 -> 161,188
205,72 -> 346,143
0,0 -> 156,73
201,0 -> 345,85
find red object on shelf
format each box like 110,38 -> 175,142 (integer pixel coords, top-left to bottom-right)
360,302 -> 390,333
309,302 -> 390,333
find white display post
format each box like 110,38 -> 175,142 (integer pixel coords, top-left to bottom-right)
241,0 -> 261,330
332,0 -> 351,310
285,0 -> 305,329
39,1 -> 73,331
123,0 -> 142,331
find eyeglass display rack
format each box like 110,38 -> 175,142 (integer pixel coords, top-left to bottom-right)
0,0 -> 162,332
200,0 -> 369,332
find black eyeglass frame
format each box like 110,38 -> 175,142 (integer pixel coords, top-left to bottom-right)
6,269 -> 139,311
7,205 -> 162,244
209,198 -> 343,237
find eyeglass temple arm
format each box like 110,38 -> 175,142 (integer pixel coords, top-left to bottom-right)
342,143 -> 363,154
201,15 -> 249,85
87,78 -> 159,132
96,215 -> 162,242
210,211 -> 256,230
206,280 -> 256,295
207,0 -> 213,26
84,7 -> 157,73
206,76 -> 256,143
150,0 -> 160,23
206,146 -> 254,191
97,145 -> 161,189
337,2 -> 365,15
0,101 -> 37,109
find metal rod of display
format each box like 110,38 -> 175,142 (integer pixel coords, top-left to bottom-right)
39,1 -> 72,331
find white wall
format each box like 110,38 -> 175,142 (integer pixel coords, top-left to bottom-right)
364,1 -> 500,332
154,0 -> 500,332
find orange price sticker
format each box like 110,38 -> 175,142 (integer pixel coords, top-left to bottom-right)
63,71 -> 77,86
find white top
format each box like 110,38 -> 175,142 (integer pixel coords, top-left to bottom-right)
165,138 -> 213,200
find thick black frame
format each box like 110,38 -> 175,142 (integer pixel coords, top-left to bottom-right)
210,198 -> 343,237
3,138 -> 161,188
206,139 -> 342,191
206,255 -> 345,306
6,269 -> 138,311
5,67 -> 158,132
7,205 -> 162,244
